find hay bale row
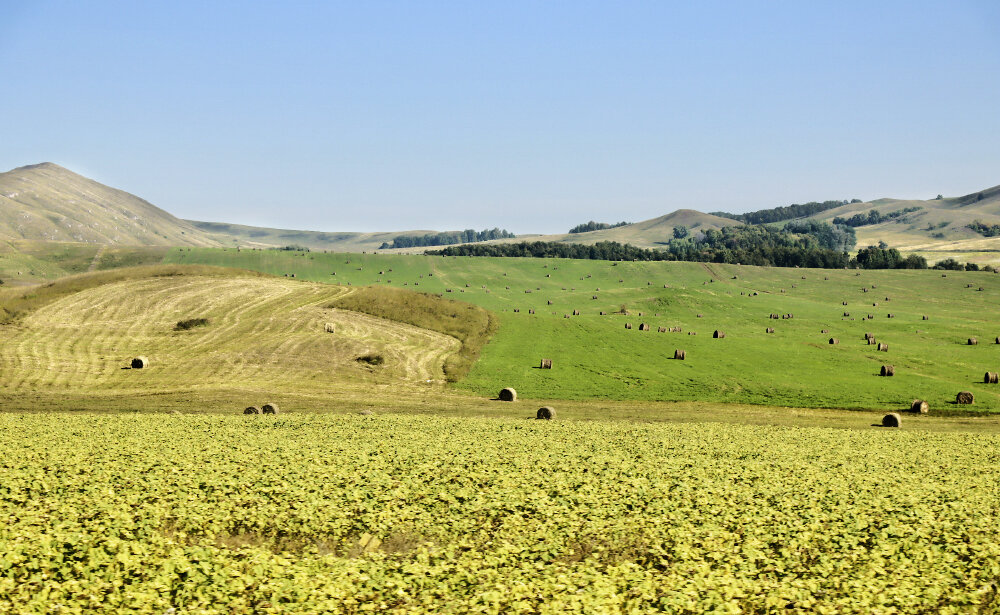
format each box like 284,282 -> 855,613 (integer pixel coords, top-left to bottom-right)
985,372 -> 999,384
880,365 -> 895,377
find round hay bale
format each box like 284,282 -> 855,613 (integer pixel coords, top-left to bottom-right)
536,406 -> 555,420
882,413 -> 901,428
697,314 -> 703,318
996,336 -> 1000,344
968,337 -> 978,345
985,372 -> 999,384
639,323 -> 649,331
829,338 -> 839,344
131,356 -> 149,369
868,338 -> 877,345
878,343 -> 888,352
243,406 -> 260,415
910,399 -> 929,414
956,391 -> 974,404
880,365 -> 895,377
713,330 -> 725,339
674,349 -> 686,360
922,315 -> 929,320
499,388 -> 517,402
821,329 -> 829,333
261,403 -> 280,415
540,358 -> 553,369
625,323 -> 632,330
766,327 -> 775,333
324,323 -> 335,333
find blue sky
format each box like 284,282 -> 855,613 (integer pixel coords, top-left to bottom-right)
2,1 -> 998,234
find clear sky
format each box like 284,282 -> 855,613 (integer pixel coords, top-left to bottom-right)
2,1 -> 998,234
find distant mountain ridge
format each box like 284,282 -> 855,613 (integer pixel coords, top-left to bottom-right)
0,163 -> 221,246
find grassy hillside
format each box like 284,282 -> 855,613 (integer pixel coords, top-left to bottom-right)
0,163 -> 222,246
0,268 -> 471,412
166,248 -> 1000,413
798,184 -> 1000,263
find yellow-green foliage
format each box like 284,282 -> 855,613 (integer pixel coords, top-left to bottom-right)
2,413 -> 999,612
329,285 -> 497,382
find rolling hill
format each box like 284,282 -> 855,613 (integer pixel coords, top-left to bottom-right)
186,220 -> 444,252
796,185 -> 1000,263
0,163 -> 222,246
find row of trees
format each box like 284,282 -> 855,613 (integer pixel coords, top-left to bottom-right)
968,220 -> 1000,237
832,207 -> 921,228
380,228 -> 514,249
712,199 -> 860,225
568,220 -> 631,234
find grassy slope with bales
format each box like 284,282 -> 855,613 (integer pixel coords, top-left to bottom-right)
163,248 -> 1000,413
0,163 -> 223,246
0,265 -> 499,414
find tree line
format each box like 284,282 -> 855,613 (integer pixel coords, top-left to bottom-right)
832,207 -> 922,228
711,199 -> 861,225
380,228 -> 515,249
567,220 -> 631,234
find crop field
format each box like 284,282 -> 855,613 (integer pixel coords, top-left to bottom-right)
164,248 -> 1000,412
2,413 -> 999,613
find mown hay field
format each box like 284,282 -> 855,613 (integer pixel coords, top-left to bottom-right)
0,273 -> 460,402
2,413 -> 999,613
165,248 -> 1000,412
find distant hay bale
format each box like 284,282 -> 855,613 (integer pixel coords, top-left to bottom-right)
528,309 -> 535,314
843,312 -> 850,317
625,323 -> 632,329
658,326 -> 667,333
536,406 -> 555,420
499,387 -> 517,402
922,315 -> 929,320
713,330 -> 725,339
910,400 -> 929,414
821,329 -> 829,333
697,314 -> 703,318
243,406 -> 260,415
985,372 -> 999,384
261,403 -> 280,415
968,337 -> 978,345
829,338 -> 839,344
547,300 -> 553,305
638,323 -> 649,331
864,332 -> 875,340
878,343 -> 888,352
674,349 -> 686,360
868,338 -> 877,345
599,311 -> 606,315
540,358 -> 552,369
880,365 -> 895,377
131,356 -> 149,369
687,331 -> 697,335
766,327 -> 775,333
842,301 -> 848,306
887,313 -> 894,318
324,323 -> 335,333
882,413 -> 901,428
572,309 -> 580,316
956,391 -> 974,404
996,337 -> 1000,344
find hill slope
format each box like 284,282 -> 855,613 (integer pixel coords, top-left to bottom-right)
0,163 -> 222,246
186,220 -> 443,252
799,185 -> 1000,261
0,271 -> 460,400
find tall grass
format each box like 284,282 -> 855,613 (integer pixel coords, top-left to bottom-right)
330,285 -> 498,382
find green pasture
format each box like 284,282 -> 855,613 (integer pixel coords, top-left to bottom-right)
163,248 -> 1000,412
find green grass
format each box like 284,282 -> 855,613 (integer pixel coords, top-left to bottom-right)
164,248 -> 1000,412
